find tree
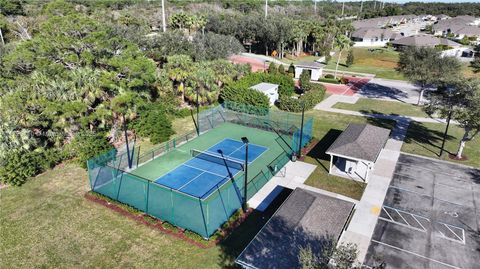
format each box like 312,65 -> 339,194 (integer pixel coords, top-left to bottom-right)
346,49 -> 354,67
334,35 -> 351,79
397,47 -> 461,105
298,242 -> 359,269
426,79 -> 480,159
471,58 -> 480,74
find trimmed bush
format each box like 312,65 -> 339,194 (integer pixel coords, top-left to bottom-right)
319,78 -> 341,84
299,70 -> 311,91
277,83 -> 326,112
278,64 -> 286,74
340,77 -> 349,84
0,148 -> 67,186
70,131 -> 114,169
220,72 -> 295,107
288,63 -> 295,75
324,74 -> 334,79
268,62 -> 277,74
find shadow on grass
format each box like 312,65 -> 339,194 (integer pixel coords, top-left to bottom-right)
217,187 -> 293,269
306,129 -> 343,173
365,115 -> 455,157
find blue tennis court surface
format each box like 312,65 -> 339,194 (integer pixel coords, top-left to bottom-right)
155,139 -> 268,198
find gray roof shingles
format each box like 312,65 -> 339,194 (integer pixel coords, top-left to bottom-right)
326,123 -> 390,162
236,188 -> 354,269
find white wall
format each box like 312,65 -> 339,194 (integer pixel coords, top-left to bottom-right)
294,67 -> 323,80
263,88 -> 279,106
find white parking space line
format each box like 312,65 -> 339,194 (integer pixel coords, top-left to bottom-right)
370,240 -> 462,269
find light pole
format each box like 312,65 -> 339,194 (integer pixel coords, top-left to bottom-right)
297,101 -> 305,158
241,137 -> 249,213
196,88 -> 199,135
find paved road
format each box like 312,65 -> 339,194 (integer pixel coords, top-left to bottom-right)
357,78 -> 433,104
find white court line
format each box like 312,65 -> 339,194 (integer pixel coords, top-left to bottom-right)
182,163 -> 240,179
177,171 -> 207,191
370,240 -> 462,269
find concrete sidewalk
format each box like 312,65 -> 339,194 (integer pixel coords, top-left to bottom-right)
248,161 -> 358,212
338,119 -> 410,264
315,95 -> 454,124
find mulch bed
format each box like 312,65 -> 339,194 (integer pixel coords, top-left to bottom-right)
297,139 -> 319,161
84,192 -> 253,249
448,154 -> 469,161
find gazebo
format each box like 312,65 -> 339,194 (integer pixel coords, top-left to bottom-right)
326,123 -> 390,182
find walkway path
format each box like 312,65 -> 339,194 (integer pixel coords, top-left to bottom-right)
314,94 -> 449,264
248,161 -> 359,212
315,95 -> 453,124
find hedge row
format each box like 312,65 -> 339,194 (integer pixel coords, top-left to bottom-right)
0,148 -> 68,186
277,83 -> 326,112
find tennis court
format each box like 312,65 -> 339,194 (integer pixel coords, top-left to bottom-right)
87,104 -> 314,238
154,139 -> 268,198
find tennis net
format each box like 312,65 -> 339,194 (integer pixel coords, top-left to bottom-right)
191,149 -> 244,171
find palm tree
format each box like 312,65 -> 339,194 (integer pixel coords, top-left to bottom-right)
334,35 -> 351,79
166,55 -> 193,103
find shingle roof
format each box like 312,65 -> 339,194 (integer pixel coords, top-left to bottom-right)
326,123 -> 390,162
391,35 -> 462,48
236,188 -> 354,269
352,27 -> 402,40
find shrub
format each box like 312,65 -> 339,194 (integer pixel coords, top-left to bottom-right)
268,62 -> 277,74
278,64 -> 286,74
319,78 -> 340,84
299,70 -> 311,91
0,151 -> 43,186
346,50 -> 354,67
70,131 -> 114,169
131,103 -> 175,144
324,74 -> 334,79
0,148 -> 68,186
221,72 -> 295,107
288,63 -> 295,75
340,77 -> 349,84
277,83 -> 325,112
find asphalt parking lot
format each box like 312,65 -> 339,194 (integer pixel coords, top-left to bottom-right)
357,78 -> 425,104
364,154 -> 480,269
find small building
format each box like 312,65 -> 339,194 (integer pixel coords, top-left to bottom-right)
250,83 -> 279,106
293,61 -> 325,81
326,123 -> 390,183
236,188 -> 354,269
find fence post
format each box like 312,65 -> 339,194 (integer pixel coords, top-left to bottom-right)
199,198 -> 209,239
145,181 -> 150,214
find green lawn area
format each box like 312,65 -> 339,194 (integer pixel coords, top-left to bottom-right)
0,160 -> 292,268
402,122 -> 480,168
302,110 -> 397,200
333,98 -> 431,118
325,47 -> 405,80
1,109 -> 422,268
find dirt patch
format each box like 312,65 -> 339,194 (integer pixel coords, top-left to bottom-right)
449,154 -> 469,161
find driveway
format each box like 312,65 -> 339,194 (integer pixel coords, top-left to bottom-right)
364,154 -> 480,269
357,78 -> 427,104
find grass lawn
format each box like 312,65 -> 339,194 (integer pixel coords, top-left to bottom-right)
302,110 -> 397,200
462,62 -> 480,79
325,47 -> 405,81
333,98 -> 431,118
0,160 -> 292,268
401,122 -> 480,168
280,55 -> 319,65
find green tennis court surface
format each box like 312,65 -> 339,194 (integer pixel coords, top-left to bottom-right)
131,122 -> 289,184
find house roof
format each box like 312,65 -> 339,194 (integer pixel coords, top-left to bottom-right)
352,27 -> 402,40
250,83 -> 279,93
236,188 -> 354,269
326,123 -> 390,163
391,35 -> 462,48
294,61 -> 325,69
